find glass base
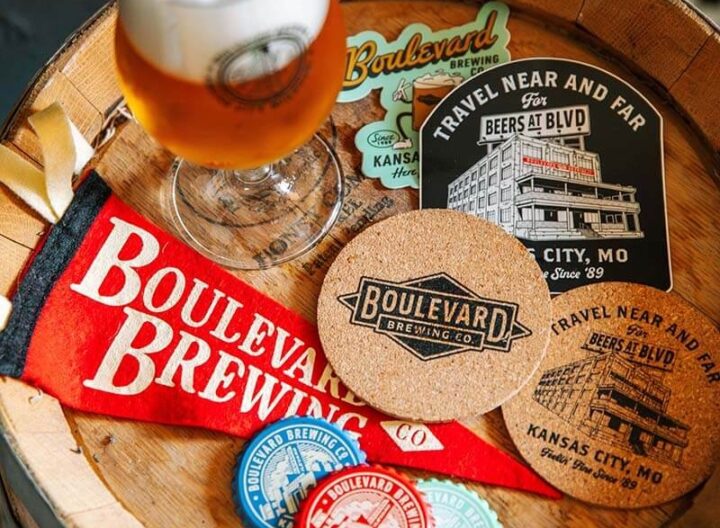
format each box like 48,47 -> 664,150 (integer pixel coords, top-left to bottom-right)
170,134 -> 343,270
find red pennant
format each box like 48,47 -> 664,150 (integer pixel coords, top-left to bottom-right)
1,173 -> 559,498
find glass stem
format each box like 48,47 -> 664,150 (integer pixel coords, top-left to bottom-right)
227,164 -> 273,185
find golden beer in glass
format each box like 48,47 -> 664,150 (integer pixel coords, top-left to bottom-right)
115,0 -> 347,268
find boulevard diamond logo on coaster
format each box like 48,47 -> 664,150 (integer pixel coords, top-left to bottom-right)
338,274 -> 531,360
416,479 -> 502,528
502,283 -> 720,508
296,465 -> 434,528
317,210 -> 551,422
234,417 -> 366,528
420,58 -> 671,294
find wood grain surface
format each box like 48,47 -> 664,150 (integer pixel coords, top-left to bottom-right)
0,2 -> 718,527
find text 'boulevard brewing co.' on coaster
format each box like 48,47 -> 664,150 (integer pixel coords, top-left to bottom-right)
502,283 -> 720,508
234,417 -> 366,528
296,465 -> 434,528
420,58 -> 671,294
416,479 -> 502,528
317,209 -> 552,422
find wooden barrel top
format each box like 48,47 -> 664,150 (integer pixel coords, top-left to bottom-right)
0,1 -> 719,526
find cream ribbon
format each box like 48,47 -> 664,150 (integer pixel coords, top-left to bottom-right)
0,296 -> 11,331
0,103 -> 94,330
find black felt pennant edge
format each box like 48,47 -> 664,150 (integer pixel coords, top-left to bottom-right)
0,171 -> 110,377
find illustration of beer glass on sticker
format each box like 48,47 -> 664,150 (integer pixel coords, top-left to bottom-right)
115,0 -> 347,269
391,71 -> 463,149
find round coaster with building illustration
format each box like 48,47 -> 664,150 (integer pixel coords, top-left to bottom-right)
317,209 -> 552,422
502,283 -> 720,508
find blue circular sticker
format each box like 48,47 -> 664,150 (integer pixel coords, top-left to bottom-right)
234,417 -> 366,528
417,479 -> 502,528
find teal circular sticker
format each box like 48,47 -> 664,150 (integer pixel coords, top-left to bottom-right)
417,479 -> 502,528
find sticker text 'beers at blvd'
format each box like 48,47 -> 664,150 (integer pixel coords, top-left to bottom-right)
430,70 -> 648,143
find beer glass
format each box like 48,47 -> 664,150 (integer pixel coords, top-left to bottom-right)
115,0 -> 347,269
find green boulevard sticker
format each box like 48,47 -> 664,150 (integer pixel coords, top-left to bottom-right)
338,2 -> 511,189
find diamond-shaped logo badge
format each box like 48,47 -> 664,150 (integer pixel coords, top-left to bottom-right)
338,273 -> 531,361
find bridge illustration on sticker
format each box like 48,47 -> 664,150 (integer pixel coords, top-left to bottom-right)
337,272 -> 531,361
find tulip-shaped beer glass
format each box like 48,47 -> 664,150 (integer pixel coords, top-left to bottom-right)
115,0 -> 346,268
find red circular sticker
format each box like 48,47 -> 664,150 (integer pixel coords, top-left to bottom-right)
296,466 -> 433,528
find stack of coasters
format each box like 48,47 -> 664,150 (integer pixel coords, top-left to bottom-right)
317,209 -> 552,422
417,479 -> 501,528
296,465 -> 434,527
503,283 -> 720,508
234,417 -> 366,528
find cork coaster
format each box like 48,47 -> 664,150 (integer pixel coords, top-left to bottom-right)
317,209 -> 551,422
503,283 -> 720,508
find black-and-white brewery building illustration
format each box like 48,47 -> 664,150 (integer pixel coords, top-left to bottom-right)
421,58 -> 670,293
445,106 -> 644,241
533,343 -> 688,468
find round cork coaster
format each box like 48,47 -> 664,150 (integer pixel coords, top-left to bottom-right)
317,209 -> 551,422
503,282 -> 720,508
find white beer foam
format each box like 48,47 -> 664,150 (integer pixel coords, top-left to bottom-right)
119,0 -> 330,83
414,71 -> 464,89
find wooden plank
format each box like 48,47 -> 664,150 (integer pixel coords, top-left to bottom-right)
61,10 -> 122,117
66,413 -> 246,527
674,467 -> 720,527
505,0 -> 583,23
7,73 -> 102,166
0,168 -> 46,249
663,115 -> 720,319
0,237 -> 30,296
577,0 -> 712,89
66,504 -> 143,528
0,379 -> 140,528
0,378 -> 70,437
10,432 -> 118,517
670,33 -> 720,153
